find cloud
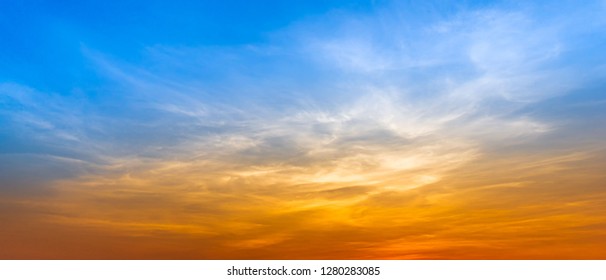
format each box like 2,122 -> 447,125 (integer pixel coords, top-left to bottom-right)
2,0 -> 606,258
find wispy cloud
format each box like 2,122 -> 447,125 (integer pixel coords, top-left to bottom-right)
1,0 -> 606,259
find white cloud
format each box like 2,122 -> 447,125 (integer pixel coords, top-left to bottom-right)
5,1 -> 605,201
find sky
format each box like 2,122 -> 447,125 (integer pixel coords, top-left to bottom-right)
1,0 -> 606,259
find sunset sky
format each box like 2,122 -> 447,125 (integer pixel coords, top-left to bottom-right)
1,0 -> 606,259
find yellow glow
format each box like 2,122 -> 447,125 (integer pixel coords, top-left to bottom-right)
2,144 -> 605,259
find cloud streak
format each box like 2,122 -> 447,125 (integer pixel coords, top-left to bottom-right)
1,0 -> 606,259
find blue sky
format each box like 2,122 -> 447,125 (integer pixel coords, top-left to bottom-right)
0,1 -> 374,91
1,0 -> 606,192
